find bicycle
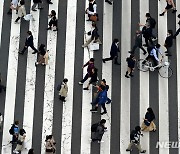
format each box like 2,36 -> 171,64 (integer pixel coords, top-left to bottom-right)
136,58 -> 173,78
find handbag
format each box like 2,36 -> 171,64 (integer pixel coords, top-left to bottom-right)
90,15 -> 97,22
144,120 -> 150,126
89,42 -> 99,51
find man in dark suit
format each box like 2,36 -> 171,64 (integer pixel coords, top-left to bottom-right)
164,30 -> 173,56
129,30 -> 147,55
19,31 -> 38,55
102,38 -> 120,65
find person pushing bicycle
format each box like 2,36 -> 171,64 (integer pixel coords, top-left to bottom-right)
143,44 -> 164,66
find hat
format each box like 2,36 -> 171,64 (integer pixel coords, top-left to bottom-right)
178,14 -> 180,18
101,79 -> 106,84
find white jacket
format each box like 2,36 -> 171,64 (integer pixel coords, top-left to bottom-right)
18,4 -> 26,17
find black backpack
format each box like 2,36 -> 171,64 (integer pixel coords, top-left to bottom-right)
9,124 -> 15,135
91,123 -> 99,132
130,130 -> 136,140
150,18 -> 156,29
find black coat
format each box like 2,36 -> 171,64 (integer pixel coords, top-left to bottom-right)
33,0 -> 42,3
165,35 -> 173,48
110,42 -> 119,57
25,35 -> 34,47
134,33 -> 142,46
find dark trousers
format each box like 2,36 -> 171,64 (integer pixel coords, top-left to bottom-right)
21,45 -> 38,54
145,55 -> 158,66
165,46 -> 172,55
49,20 -> 57,27
0,84 -> 6,93
81,73 -> 89,83
103,56 -> 118,63
15,17 -> 21,22
131,44 -> 146,54
59,95 -> 65,101
174,28 -> 180,38
145,37 -> 153,47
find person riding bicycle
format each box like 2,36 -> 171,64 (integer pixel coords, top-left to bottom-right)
143,44 -> 163,66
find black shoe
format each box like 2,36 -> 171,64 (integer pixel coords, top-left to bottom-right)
125,75 -> 130,78
106,100 -> 112,104
90,109 -> 97,113
32,9 -> 37,11
100,111 -> 107,115
18,51 -> 24,55
3,87 -> 6,92
102,59 -> 106,63
140,150 -> 146,153
32,51 -> 37,54
164,51 -> 168,53
47,27 -> 51,30
126,149 -> 132,152
35,62 -> 38,67
160,12 -> 165,16
166,54 -> 172,56
83,87 -> 89,90
47,1 -> 53,4
172,9 -> 177,13
128,51 -> 132,53
143,52 -> 147,55
105,0 -> 112,5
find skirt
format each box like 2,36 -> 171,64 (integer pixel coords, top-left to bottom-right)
141,121 -> 156,132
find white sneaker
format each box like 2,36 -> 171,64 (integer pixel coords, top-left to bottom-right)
13,150 -> 19,154
98,140 -> 104,143
79,81 -> 83,85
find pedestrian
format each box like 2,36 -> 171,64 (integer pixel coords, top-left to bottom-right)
19,31 -> 38,55
7,0 -> 19,15
9,120 -> 19,144
45,135 -> 56,154
159,0 -> 177,16
79,58 -> 95,85
13,128 -> 26,154
86,0 -> 97,21
82,23 -> 102,48
126,126 -> 146,153
105,0 -> 112,5
91,119 -> 107,143
102,38 -> 120,65
59,78 -> 68,102
83,67 -> 98,90
14,0 -> 26,24
0,73 -> 6,93
0,113 -> 3,132
32,0 -> 43,11
125,55 -> 136,78
28,148 -> 35,154
142,23 -> 153,47
47,10 -> 58,31
164,30 -> 173,56
129,30 -> 147,55
141,107 -> 156,132
47,0 -> 53,4
35,44 -> 49,66
173,14 -> 180,38
90,85 -> 107,115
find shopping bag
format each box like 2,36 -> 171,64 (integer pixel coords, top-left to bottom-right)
90,15 -> 97,22
23,14 -> 33,21
89,43 -> 99,51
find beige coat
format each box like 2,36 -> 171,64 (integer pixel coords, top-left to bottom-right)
44,52 -> 49,65
15,134 -> 26,151
59,82 -> 68,97
18,4 -> 26,17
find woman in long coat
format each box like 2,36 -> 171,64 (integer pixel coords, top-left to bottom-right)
59,78 -> 68,102
15,0 -> 26,23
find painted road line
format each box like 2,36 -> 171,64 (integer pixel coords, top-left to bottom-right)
0,0 -> 4,48
40,0 -> 59,153
120,0 -> 131,153
158,1 -> 169,154
100,1 -> 112,154
139,0 -> 149,153
1,11 -> 21,154
21,1 -> 39,153
60,0 -> 77,153
80,0 -> 93,153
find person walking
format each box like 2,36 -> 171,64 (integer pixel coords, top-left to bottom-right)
45,135 -> 56,154
83,67 -> 98,90
47,10 -> 58,31
82,23 -> 102,47
7,0 -> 19,14
105,0 -> 112,5
0,73 -> 6,93
19,31 -> 38,55
28,148 -> 35,154
174,14 -> 180,38
125,54 -> 136,78
164,30 -> 173,56
13,128 -> 26,154
86,0 -> 97,21
141,107 -> 156,132
129,30 -> 147,55
90,85 -> 107,115
142,23 -> 153,47
35,44 -> 49,66
9,120 -> 19,144
79,58 -> 95,85
59,78 -> 68,102
0,113 -> 3,132
32,0 -> 43,11
160,0 -> 177,16
91,119 -> 107,143
14,0 -> 26,23
126,126 -> 146,153
102,38 -> 120,65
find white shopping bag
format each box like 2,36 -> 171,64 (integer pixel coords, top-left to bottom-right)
23,14 -> 33,21
89,42 -> 99,51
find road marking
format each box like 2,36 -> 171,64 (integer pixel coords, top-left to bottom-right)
120,0 -> 131,153
1,11 -> 20,154
100,1 -> 113,154
60,0 -> 77,153
0,0 -> 4,48
21,2 -> 39,153
40,0 -> 59,153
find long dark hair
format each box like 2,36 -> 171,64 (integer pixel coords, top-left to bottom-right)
147,107 -> 155,119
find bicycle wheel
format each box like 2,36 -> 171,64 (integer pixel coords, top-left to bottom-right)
136,59 -> 149,72
158,66 -> 173,78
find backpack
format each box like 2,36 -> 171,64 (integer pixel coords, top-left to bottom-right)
9,124 -> 15,135
91,123 -> 99,132
150,18 -> 156,29
130,130 -> 136,140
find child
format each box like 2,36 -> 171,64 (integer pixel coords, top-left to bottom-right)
125,55 -> 136,78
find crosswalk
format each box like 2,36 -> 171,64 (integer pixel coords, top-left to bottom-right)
0,0 -> 180,154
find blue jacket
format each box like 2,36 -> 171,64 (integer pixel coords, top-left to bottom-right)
98,90 -> 107,105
